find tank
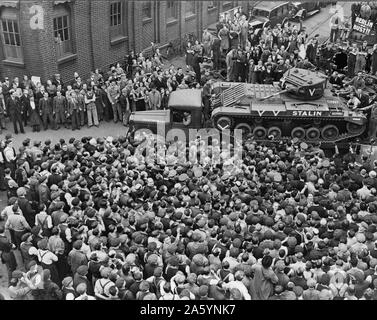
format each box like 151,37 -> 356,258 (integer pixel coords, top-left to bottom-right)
211,68 -> 368,143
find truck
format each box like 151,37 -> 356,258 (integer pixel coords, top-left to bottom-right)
128,89 -> 204,136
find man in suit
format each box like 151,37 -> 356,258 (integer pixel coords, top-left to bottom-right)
17,187 -> 36,228
20,89 -> 30,127
53,90 -> 67,129
7,90 -> 24,134
39,91 -> 56,130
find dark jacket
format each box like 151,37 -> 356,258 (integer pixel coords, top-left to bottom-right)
39,98 -> 53,115
18,197 -> 36,227
7,97 -> 22,119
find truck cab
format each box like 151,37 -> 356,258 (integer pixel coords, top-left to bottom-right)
128,89 -> 203,135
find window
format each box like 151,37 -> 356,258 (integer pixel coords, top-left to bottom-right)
110,1 -> 124,39
142,2 -> 152,20
167,1 -> 178,20
270,9 -> 277,18
110,2 -> 122,27
53,5 -> 73,59
172,108 -> 191,125
0,9 -> 23,62
185,2 -> 196,16
208,1 -> 218,10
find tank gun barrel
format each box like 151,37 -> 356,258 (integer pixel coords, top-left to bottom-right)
258,90 -> 288,101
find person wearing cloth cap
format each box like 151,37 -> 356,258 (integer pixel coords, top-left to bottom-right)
67,240 -> 88,276
75,283 -> 96,300
221,270 -> 251,300
303,278 -> 320,300
8,270 -> 32,300
73,265 -> 94,296
61,276 -> 76,300
19,232 -> 34,267
94,267 -> 115,300
250,255 -> 278,300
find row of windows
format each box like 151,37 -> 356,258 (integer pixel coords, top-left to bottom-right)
0,1 -> 236,62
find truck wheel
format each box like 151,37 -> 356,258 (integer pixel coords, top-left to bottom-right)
215,116 -> 232,131
306,127 -> 321,141
234,123 -> 253,136
253,126 -> 267,139
291,127 -> 306,139
321,125 -> 339,141
267,126 -> 282,139
346,122 -> 366,135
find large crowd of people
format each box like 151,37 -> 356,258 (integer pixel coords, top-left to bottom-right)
199,3 -> 377,94
2,3 -> 377,301
0,127 -> 377,300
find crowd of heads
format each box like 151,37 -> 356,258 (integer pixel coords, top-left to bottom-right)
0,128 -> 376,300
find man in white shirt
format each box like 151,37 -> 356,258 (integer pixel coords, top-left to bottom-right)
1,197 -> 20,220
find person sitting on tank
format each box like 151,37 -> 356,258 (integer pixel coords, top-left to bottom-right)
329,71 -> 344,90
296,57 -> 316,70
334,83 -> 353,99
343,71 -> 366,91
347,92 -> 361,110
354,88 -> 370,108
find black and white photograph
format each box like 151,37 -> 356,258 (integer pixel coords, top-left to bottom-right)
0,0 -> 376,309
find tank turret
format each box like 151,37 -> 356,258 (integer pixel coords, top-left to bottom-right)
279,67 -> 327,101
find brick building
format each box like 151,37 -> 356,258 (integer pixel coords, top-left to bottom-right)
0,0 -> 257,83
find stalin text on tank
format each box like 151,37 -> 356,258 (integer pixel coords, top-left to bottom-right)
211,68 -> 368,143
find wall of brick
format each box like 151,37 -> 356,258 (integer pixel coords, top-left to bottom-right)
133,1 -> 143,54
55,1 -> 92,83
90,0 -> 130,74
158,1 -> 167,45
0,0 -> 57,82
0,1 -> 248,83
